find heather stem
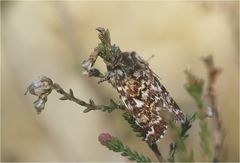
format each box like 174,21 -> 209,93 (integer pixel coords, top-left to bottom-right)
202,55 -> 224,162
184,69 -> 213,161
148,143 -> 165,162
52,83 -> 125,113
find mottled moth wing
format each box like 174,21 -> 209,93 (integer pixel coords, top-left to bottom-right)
108,52 -> 184,144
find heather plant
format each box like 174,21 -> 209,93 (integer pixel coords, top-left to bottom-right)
25,27 -> 224,162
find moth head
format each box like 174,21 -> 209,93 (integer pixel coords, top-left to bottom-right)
118,52 -> 148,74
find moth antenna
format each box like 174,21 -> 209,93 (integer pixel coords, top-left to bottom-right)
146,54 -> 155,63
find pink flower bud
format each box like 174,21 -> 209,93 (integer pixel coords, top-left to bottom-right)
98,133 -> 113,144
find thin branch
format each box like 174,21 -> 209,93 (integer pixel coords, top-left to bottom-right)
168,113 -> 197,162
184,69 -> 212,161
53,83 -> 125,113
202,55 -> 225,162
99,133 -> 151,163
122,112 -> 145,139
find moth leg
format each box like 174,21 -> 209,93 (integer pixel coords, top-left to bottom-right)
98,71 -> 114,84
88,68 -> 105,78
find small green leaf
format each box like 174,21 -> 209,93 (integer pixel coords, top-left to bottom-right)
83,106 -> 94,113
59,96 -> 68,100
69,89 -> 74,96
89,99 -> 95,105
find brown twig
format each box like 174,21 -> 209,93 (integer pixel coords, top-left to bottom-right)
202,55 -> 225,162
52,83 -> 125,113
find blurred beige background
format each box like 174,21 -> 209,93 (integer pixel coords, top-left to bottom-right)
1,1 -> 239,162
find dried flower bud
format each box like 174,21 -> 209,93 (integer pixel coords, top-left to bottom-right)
206,106 -> 214,117
25,76 -> 53,113
25,76 -> 53,97
82,59 -> 93,72
33,97 -> 47,113
98,133 -> 114,145
96,27 -> 105,33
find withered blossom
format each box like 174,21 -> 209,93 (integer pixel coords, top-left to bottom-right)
82,59 -> 93,72
25,76 -> 53,96
206,106 -> 214,117
25,76 -> 53,113
33,97 -> 47,113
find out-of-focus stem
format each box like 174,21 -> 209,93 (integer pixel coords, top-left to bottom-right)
202,55 -> 224,162
184,69 -> 212,161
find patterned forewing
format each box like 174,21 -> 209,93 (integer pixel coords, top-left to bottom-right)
114,69 -> 167,144
152,74 -> 185,123
111,52 -> 184,144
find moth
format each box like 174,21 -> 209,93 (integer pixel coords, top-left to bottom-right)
82,27 -> 184,145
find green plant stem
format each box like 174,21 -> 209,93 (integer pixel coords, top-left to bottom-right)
168,113 -> 197,162
148,143 -> 165,162
184,69 -> 212,161
122,112 -> 145,139
53,83 -> 125,113
100,134 -> 151,163
197,101 -> 212,161
202,55 -> 224,162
